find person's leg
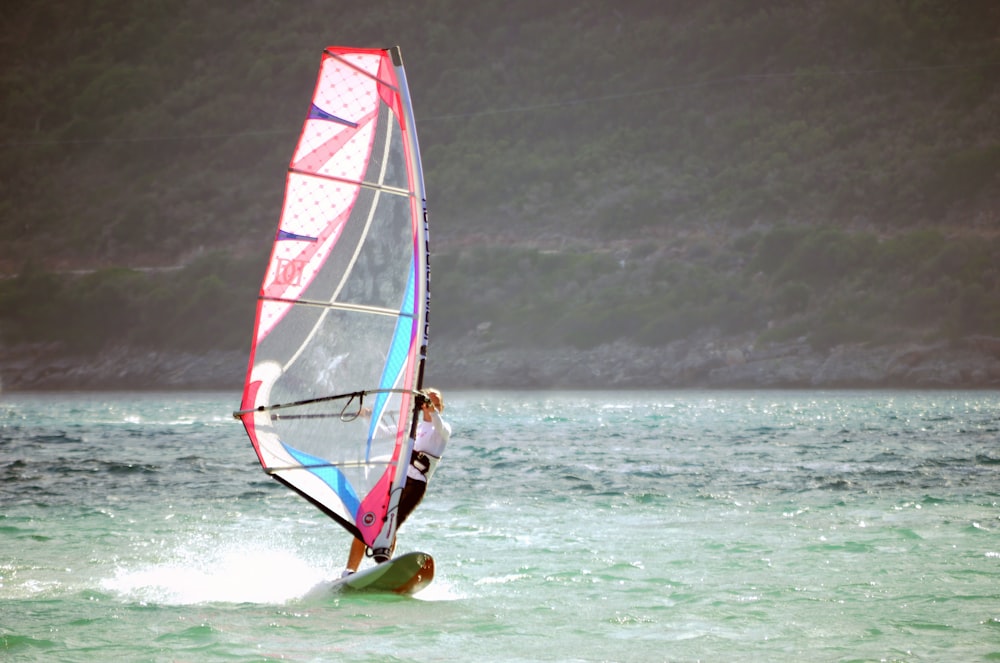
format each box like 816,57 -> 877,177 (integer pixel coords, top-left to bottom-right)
397,480 -> 427,527
348,480 -> 429,570
381,480 -> 427,560
345,536 -> 365,574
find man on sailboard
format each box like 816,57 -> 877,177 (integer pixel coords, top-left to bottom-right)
343,388 -> 451,576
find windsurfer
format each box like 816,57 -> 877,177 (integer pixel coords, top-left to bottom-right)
343,388 -> 451,575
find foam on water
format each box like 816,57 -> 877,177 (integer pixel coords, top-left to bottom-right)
101,543 -> 328,605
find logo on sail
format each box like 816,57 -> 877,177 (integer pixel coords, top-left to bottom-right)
274,258 -> 306,286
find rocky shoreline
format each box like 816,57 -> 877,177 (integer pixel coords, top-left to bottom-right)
4,335 -> 1000,392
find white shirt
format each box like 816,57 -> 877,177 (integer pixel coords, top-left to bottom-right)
407,411 -> 451,483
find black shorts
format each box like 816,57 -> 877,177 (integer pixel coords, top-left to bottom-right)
397,477 -> 427,527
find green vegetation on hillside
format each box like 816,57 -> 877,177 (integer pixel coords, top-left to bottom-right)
1,1 -> 999,357
0,252 -> 264,353
435,226 -> 1000,349
4,226 -> 997,356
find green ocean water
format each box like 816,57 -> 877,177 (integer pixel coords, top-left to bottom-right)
1,390 -> 998,662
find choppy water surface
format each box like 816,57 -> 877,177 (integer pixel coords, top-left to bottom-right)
1,390 -> 998,661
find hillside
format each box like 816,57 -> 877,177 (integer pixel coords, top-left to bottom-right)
1,0 -> 1000,388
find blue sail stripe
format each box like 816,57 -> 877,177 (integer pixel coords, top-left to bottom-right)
277,229 -> 318,242
308,103 -> 358,127
368,260 -> 416,451
283,443 -> 360,517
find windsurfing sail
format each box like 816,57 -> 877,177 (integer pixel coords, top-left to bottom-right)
234,45 -> 429,558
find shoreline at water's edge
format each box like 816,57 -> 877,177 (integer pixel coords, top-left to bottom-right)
4,335 -> 1000,392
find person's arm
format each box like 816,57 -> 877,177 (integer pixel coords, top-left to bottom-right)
430,411 -> 451,442
424,404 -> 452,442
360,406 -> 394,437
